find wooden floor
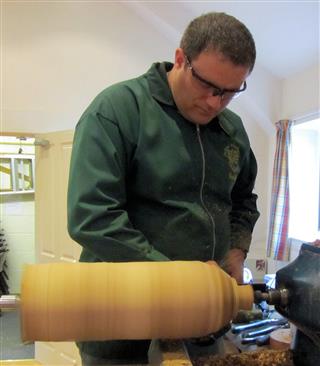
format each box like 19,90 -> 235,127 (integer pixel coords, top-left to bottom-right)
0,360 -> 42,366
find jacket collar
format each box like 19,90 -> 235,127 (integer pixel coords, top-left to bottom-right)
147,62 -> 175,107
147,62 -> 234,136
218,110 -> 236,136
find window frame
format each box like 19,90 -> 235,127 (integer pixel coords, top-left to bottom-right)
288,114 -> 320,242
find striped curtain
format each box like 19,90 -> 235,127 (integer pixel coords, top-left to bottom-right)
267,120 -> 292,261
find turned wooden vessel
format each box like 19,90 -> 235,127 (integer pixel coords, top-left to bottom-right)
21,261 -> 253,341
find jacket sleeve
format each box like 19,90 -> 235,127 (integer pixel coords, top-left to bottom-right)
67,111 -> 170,262
229,148 -> 260,253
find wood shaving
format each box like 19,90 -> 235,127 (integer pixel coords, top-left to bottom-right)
192,349 -> 293,366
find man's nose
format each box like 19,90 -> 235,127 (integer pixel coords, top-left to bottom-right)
205,94 -> 224,109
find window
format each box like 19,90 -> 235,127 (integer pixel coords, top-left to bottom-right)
288,117 -> 320,241
0,156 -> 35,193
0,136 -> 35,194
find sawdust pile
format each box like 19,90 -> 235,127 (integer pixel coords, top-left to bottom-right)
193,349 -> 293,366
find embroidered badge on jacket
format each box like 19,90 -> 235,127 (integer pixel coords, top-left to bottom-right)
224,144 -> 240,182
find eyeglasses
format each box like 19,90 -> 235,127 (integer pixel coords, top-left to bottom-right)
185,57 -> 247,101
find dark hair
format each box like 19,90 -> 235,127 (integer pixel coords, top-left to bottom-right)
180,12 -> 256,72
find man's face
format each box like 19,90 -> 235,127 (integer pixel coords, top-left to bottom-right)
170,49 -> 250,125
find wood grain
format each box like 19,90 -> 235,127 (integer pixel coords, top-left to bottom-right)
21,261 -> 253,342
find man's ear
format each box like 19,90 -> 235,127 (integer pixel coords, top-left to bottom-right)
174,48 -> 186,69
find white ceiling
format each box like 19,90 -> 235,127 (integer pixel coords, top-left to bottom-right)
2,1 -> 319,133
127,1 -> 319,79
4,1 -> 319,80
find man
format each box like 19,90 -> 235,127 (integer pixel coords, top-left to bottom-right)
68,11 -> 260,365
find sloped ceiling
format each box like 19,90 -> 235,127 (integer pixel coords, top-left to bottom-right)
2,1 -> 319,133
127,1 -> 319,79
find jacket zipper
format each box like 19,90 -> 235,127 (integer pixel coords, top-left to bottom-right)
196,124 -> 216,260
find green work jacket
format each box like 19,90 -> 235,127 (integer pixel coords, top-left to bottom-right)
68,62 -> 260,264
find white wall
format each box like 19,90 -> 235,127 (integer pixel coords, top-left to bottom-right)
3,2 -> 175,133
281,63 -> 319,120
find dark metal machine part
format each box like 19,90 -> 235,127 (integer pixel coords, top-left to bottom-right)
189,324 -> 231,346
254,244 -> 320,366
241,334 -> 270,346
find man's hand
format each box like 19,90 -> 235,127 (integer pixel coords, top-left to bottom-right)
219,248 -> 246,284
312,239 -> 320,248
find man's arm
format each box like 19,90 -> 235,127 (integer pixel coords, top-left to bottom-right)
67,112 -> 169,262
222,148 -> 260,283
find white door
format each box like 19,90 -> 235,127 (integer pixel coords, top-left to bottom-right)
35,130 -> 82,365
